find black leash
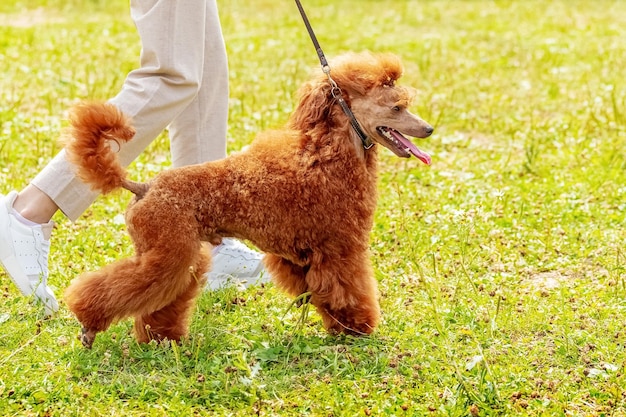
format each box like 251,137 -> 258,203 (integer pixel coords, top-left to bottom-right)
294,0 -> 374,150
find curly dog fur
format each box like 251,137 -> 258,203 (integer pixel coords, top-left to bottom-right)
62,52 -> 433,348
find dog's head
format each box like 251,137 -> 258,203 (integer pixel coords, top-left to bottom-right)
289,52 -> 433,164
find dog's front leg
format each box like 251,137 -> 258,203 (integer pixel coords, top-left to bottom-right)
305,253 -> 380,336
263,254 -> 309,296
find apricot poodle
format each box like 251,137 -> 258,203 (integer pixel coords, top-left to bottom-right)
62,52 -> 433,348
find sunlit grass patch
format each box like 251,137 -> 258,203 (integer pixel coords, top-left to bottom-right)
1,0 -> 626,415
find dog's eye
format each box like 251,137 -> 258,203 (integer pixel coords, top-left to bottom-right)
392,106 -> 402,112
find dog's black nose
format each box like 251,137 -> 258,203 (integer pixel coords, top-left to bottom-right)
425,126 -> 434,136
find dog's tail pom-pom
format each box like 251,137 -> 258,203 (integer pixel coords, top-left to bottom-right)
62,102 -> 136,195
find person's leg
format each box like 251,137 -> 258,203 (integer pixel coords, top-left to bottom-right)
1,0 -> 210,311
166,1 -> 268,289
168,0 -> 228,167
34,0 -> 211,222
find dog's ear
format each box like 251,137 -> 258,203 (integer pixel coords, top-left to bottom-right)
287,52 -> 404,132
288,78 -> 335,132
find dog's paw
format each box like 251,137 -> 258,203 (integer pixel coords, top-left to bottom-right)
320,306 -> 378,336
329,319 -> 375,336
79,326 -> 97,349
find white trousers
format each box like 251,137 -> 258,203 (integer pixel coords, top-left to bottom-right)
31,0 -> 229,221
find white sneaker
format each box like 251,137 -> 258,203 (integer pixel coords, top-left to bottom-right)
206,238 -> 269,290
0,191 -> 59,315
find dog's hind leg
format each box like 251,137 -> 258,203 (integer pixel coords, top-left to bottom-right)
305,250 -> 380,336
133,247 -> 210,343
65,237 -> 206,348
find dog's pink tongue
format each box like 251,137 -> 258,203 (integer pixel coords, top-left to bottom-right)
391,130 -> 432,165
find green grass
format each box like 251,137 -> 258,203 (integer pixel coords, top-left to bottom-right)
1,0 -> 626,415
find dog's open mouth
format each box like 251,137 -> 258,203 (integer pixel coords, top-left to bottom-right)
376,126 -> 431,165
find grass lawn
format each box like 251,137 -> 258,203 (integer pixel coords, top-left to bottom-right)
1,0 -> 626,415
